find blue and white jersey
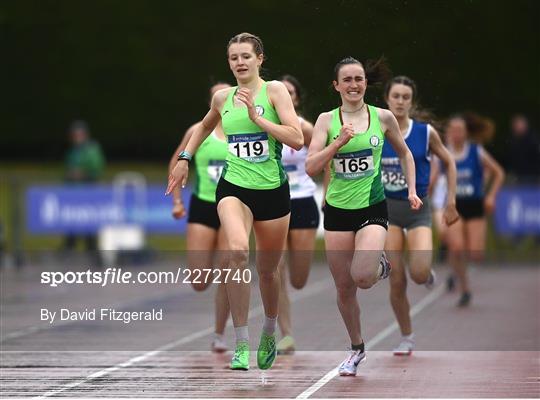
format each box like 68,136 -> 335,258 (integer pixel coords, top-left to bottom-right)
454,142 -> 484,199
381,119 -> 431,199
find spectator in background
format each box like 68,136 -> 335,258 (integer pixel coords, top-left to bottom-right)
506,114 -> 540,184
63,120 -> 105,252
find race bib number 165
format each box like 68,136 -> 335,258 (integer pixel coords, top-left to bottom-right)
333,149 -> 374,180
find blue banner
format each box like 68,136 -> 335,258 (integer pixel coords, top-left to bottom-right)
494,186 -> 540,235
26,184 -> 192,234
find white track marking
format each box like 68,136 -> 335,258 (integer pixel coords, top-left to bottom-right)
296,283 -> 445,399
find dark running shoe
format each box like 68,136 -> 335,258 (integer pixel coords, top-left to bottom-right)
457,291 -> 472,307
446,275 -> 455,292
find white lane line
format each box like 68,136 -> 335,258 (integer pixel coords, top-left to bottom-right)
296,283 -> 446,399
34,278 -> 333,399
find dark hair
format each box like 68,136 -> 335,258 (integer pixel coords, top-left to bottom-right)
384,75 -> 417,102
447,112 -> 495,144
385,75 -> 437,125
227,32 -> 264,58
333,56 -> 391,86
69,120 -> 89,133
280,74 -> 303,106
207,81 -> 231,103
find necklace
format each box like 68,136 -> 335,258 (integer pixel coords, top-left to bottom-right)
341,102 -> 366,113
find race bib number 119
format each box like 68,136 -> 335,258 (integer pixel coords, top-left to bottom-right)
228,133 -> 269,163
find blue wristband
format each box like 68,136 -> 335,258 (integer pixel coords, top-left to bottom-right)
177,150 -> 192,162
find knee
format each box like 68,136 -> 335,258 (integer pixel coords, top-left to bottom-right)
259,269 -> 278,284
290,275 -> 308,290
409,269 -> 430,285
191,282 -> 209,292
350,269 -> 377,289
354,277 -> 375,289
469,250 -> 484,263
447,240 -> 464,253
228,242 -> 249,266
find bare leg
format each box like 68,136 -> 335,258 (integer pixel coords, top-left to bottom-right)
386,226 -> 411,336
277,253 -> 291,336
186,223 -> 218,291
253,214 -> 290,319
278,228 -> 317,338
350,225 -> 388,289
446,219 -> 469,293
407,227 -> 433,285
325,231 -> 361,345
217,197 -> 253,328
214,227 -> 230,335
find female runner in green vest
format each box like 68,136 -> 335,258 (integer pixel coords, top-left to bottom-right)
168,82 -> 231,354
306,57 -> 422,376
167,33 -> 303,371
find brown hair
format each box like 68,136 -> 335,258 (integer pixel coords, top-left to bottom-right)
333,56 -> 391,86
385,75 -> 438,126
227,32 -> 264,58
448,112 -> 495,144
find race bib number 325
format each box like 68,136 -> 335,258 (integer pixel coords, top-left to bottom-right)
382,169 -> 407,191
228,133 -> 269,163
333,149 -> 374,180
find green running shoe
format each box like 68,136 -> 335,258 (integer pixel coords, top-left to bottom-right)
257,332 -> 277,370
230,341 -> 250,370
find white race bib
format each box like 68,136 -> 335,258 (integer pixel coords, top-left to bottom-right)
284,164 -> 299,190
228,133 -> 269,163
207,160 -> 225,184
382,169 -> 407,192
333,149 -> 374,180
457,183 -> 474,197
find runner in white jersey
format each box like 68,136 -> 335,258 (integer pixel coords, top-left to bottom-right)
276,75 -> 320,354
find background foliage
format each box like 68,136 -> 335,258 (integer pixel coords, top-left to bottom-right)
1,0 -> 538,161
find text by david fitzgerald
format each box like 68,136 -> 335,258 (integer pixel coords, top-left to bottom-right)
41,308 -> 163,324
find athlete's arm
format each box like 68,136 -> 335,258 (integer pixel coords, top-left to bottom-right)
256,81 -> 303,149
429,127 -> 459,225
166,88 -> 228,195
379,108 -> 422,210
300,118 -> 314,147
305,112 -> 343,176
321,161 -> 331,208
480,147 -> 505,214
168,122 -> 200,218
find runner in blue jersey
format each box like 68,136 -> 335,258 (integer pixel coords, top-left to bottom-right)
444,113 -> 504,306
381,76 -> 459,355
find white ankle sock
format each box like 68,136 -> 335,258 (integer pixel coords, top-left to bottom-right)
402,333 -> 415,341
262,316 -> 277,335
235,326 -> 249,343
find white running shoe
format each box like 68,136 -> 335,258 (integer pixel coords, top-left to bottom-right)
211,336 -> 228,353
393,337 -> 415,356
338,350 -> 366,376
425,270 -> 436,290
378,252 -> 392,281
